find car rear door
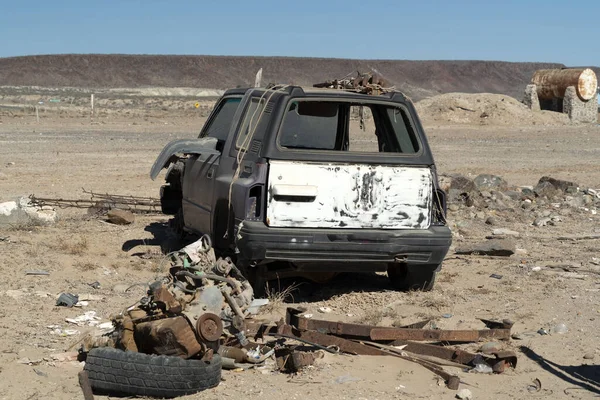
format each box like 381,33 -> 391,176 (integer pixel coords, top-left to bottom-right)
265,99 -> 433,230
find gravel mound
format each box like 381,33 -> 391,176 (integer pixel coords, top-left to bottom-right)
416,92 -> 570,125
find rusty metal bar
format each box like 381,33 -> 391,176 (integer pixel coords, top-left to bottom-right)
391,340 -> 516,372
370,327 -> 511,342
276,324 -> 386,356
78,370 -> 95,400
30,190 -> 162,214
276,324 -> 459,390
286,308 -> 512,343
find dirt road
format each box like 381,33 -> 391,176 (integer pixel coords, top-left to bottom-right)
0,114 -> 599,399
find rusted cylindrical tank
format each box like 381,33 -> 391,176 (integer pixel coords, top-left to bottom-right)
531,68 -> 597,101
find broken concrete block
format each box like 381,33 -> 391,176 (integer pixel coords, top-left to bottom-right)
0,197 -> 57,226
455,239 -> 515,257
107,209 -> 135,225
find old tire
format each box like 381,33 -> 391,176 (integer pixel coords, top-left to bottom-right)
387,263 -> 437,292
84,348 -> 221,398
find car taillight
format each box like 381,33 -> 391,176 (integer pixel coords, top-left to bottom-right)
245,185 -> 263,221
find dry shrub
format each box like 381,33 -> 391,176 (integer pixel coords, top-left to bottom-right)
262,281 -> 301,313
57,236 -> 89,255
8,219 -> 45,232
74,260 -> 98,271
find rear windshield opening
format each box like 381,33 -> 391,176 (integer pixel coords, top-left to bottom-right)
278,100 -> 420,154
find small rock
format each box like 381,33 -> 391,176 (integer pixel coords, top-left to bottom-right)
503,190 -> 522,201
475,211 -> 485,219
521,201 -> 533,210
552,323 -> 568,334
318,307 -> 332,313
537,176 -> 579,193
456,388 -> 473,400
112,283 -> 131,293
485,216 -> 496,225
50,352 -> 79,362
520,187 -> 535,198
107,209 -> 135,225
455,239 -> 515,257
480,190 -> 492,199
480,342 -> 502,354
534,181 -> 561,199
449,175 -> 477,193
448,204 -> 460,212
515,248 -> 528,256
6,162 -> 15,166
474,174 -> 508,191
533,217 -> 551,227
566,196 -> 585,208
531,266 -> 542,272
492,228 -> 520,237
583,353 -> 595,360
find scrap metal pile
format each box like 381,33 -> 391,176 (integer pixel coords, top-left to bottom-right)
30,189 -> 162,214
79,236 -> 518,397
313,71 -> 396,95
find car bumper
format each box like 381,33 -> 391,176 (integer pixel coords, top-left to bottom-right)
236,221 -> 452,265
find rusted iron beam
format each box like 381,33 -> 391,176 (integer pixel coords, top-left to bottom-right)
275,324 -> 459,389
392,341 -> 517,372
276,324 -> 386,356
286,308 -> 512,342
370,327 -> 511,342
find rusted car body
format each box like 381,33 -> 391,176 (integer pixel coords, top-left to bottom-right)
152,85 -> 451,291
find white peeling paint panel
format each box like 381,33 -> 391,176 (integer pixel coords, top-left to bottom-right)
267,161 -> 432,229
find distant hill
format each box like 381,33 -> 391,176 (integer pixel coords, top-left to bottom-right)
0,54 -> 596,101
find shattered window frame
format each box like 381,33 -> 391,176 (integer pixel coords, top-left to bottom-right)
198,96 -> 243,141
275,98 -> 423,155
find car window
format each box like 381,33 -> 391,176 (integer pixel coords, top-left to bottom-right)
278,100 -> 420,154
236,98 -> 266,149
279,101 -> 338,150
199,97 -> 242,141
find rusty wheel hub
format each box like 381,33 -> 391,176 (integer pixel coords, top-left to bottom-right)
196,313 -> 223,342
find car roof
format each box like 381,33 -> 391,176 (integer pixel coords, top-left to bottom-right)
223,86 -> 409,103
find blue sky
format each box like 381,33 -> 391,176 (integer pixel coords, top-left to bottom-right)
1,0 -> 598,66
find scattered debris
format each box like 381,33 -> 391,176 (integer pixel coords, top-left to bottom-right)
106,209 -> 135,225
455,239 -> 516,257
88,281 -> 101,289
527,378 -> 542,393
313,70 -> 394,95
56,293 -> 79,307
30,189 -> 161,214
557,233 -> 600,241
66,311 -> 101,326
25,270 -> 50,276
17,357 -> 42,365
489,274 -> 503,280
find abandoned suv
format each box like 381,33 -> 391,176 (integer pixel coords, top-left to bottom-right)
151,83 -> 451,292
